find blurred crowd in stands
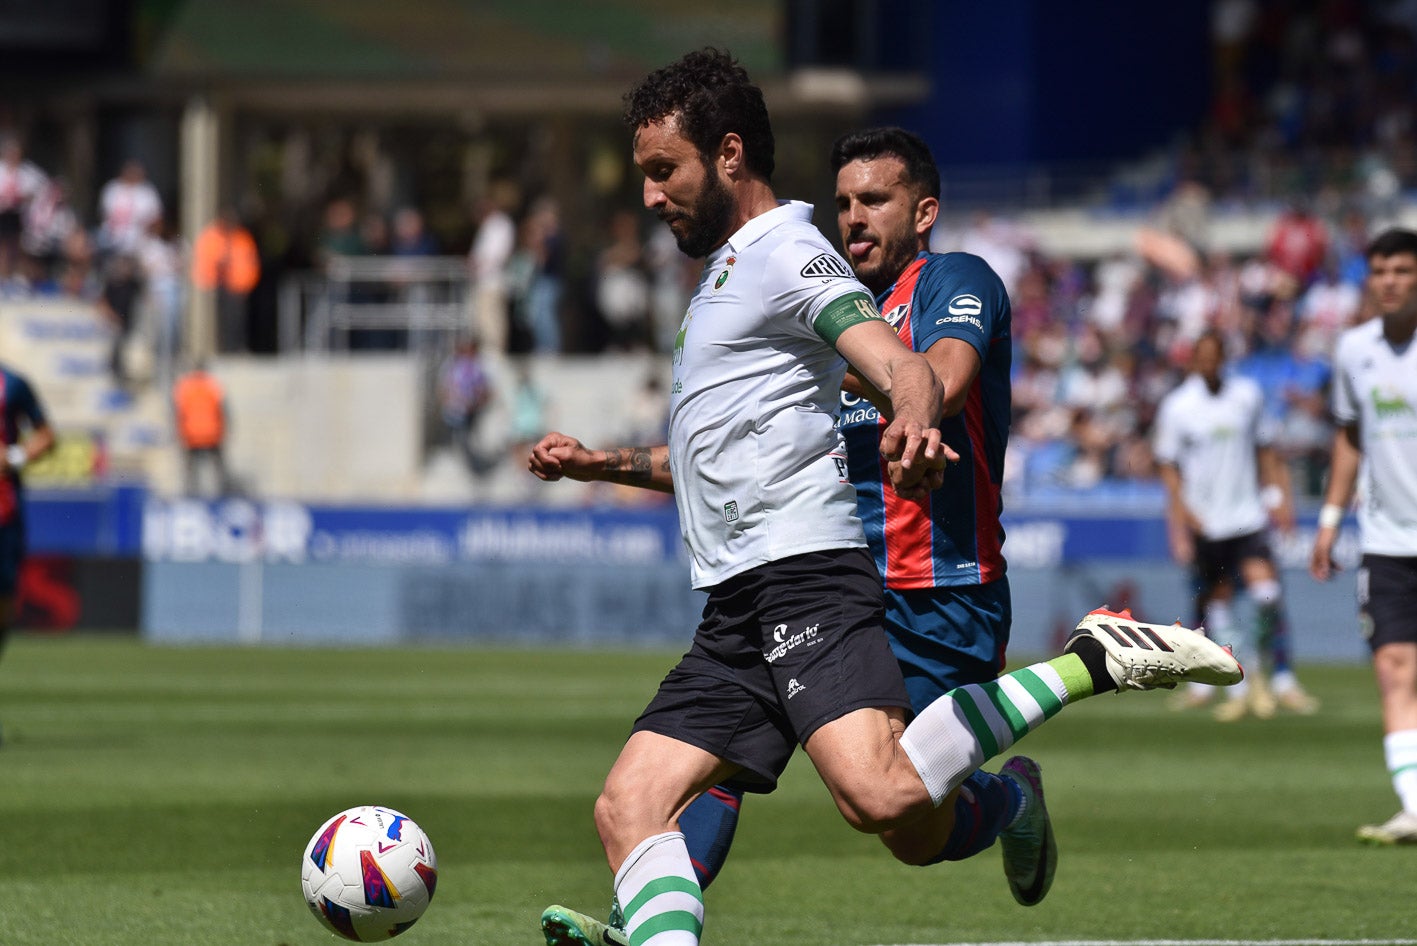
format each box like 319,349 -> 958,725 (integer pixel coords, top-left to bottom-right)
6,0 -> 1417,501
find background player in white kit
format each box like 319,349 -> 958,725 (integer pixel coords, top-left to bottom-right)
1312,227 -> 1417,845
1154,330 -> 1318,721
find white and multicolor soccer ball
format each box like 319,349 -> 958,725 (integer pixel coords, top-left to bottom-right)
300,805 -> 439,942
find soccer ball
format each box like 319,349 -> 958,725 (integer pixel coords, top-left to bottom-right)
300,805 -> 439,941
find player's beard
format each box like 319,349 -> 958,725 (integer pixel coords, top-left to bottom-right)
850,220 -> 920,295
663,158 -> 736,259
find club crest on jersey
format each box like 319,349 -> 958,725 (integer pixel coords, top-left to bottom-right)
883,302 -> 910,329
800,253 -> 852,279
712,256 -> 736,293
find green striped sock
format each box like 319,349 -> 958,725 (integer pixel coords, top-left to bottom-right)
901,659 -> 1080,806
614,832 -> 704,946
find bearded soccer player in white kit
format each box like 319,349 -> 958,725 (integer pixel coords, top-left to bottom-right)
1154,330 -> 1318,721
1312,227 -> 1417,845
528,48 -> 1242,946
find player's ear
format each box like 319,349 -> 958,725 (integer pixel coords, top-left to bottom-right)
915,195 -> 939,239
719,133 -> 744,177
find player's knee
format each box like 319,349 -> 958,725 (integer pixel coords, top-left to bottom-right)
1250,579 -> 1281,606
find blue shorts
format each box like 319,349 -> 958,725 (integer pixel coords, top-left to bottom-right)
883,576 -> 1011,715
0,520 -> 25,597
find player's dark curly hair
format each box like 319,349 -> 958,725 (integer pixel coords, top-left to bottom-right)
622,47 -> 775,181
1367,227 -> 1417,259
830,126 -> 940,201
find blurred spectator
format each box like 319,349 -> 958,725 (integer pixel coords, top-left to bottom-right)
504,216 -> 539,354
1265,201 -> 1329,295
173,360 -> 230,497
437,337 -> 494,478
55,230 -> 100,300
524,196 -> 565,353
595,209 -> 651,351
98,159 -> 162,257
391,206 -> 438,256
468,185 -> 517,354
360,211 -> 390,257
20,175 -> 77,271
137,216 -> 186,388
316,197 -> 364,265
191,207 -> 261,354
97,254 -> 143,386
0,137 -> 47,273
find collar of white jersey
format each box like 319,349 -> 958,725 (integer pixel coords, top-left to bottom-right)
722,200 -> 813,255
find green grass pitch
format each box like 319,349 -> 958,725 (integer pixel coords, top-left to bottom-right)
0,636 -> 1410,945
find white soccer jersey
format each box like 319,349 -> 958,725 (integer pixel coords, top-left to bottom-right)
669,201 -> 874,588
1332,318 -> 1417,555
1153,372 -> 1273,540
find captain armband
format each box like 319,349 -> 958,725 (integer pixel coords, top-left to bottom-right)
813,292 -> 884,346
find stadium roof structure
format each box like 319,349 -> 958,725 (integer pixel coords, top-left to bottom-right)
139,0 -> 926,115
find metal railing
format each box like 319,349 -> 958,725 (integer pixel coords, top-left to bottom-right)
279,255 -> 470,353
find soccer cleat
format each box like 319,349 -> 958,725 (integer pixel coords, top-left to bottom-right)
1065,607 -> 1243,692
998,756 -> 1056,907
542,905 -> 629,946
1356,810 -> 1417,846
1247,676 -> 1278,719
1275,685 -> 1321,715
1212,695 -> 1249,723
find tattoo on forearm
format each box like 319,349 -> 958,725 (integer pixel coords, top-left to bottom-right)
604,447 -> 655,482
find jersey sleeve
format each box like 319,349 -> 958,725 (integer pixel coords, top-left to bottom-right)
910,253 -> 1010,360
1152,393 -> 1182,464
761,232 -> 881,344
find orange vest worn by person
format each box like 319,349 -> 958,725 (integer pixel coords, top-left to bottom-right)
191,223 -> 260,294
173,372 -> 225,450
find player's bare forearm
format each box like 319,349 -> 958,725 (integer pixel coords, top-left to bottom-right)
529,432 -> 674,493
599,446 -> 675,493
884,352 -> 945,432
843,368 -> 891,416
1311,424 -> 1361,581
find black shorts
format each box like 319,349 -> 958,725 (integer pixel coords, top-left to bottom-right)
0,520 -> 25,597
632,547 -> 911,793
1194,529 -> 1272,591
1357,554 -> 1417,650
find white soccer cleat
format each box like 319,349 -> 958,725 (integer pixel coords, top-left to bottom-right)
1065,607 -> 1243,692
1356,810 -> 1417,846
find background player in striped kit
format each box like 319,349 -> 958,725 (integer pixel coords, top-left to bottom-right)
0,362 -> 54,742
1312,227 -> 1417,844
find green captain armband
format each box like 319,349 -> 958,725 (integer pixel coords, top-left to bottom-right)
813,291 -> 884,345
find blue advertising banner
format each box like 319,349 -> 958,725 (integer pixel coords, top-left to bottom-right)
141,498 -> 685,566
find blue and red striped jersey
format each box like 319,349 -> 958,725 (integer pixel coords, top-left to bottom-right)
836,252 -> 1011,588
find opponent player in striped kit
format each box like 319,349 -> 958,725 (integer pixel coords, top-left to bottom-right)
1312,227 -> 1417,844
0,363 -> 54,742
531,51 -> 1241,946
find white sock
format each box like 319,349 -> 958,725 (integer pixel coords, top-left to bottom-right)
613,832 -> 703,946
1384,729 -> 1417,814
900,659 -> 1075,806
1270,669 -> 1299,695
